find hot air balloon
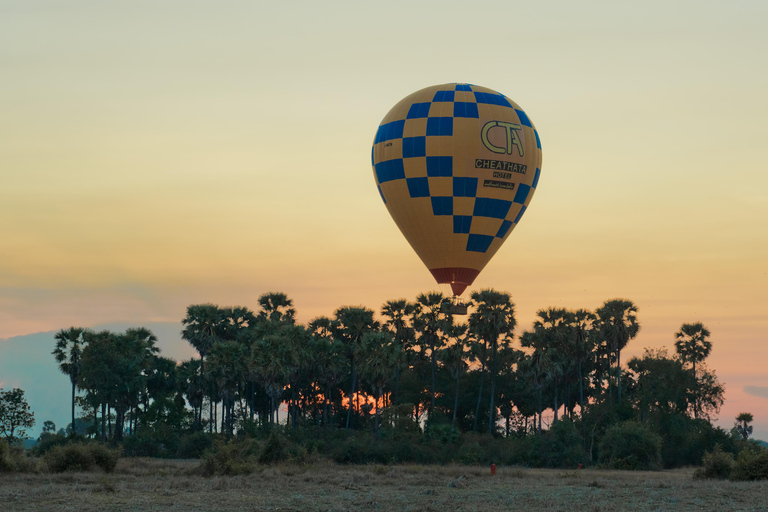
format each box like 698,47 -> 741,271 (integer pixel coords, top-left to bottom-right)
371,83 -> 542,298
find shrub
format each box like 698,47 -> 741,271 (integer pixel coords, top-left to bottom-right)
176,431 -> 214,459
44,443 -> 121,473
694,445 -> 735,479
0,439 -> 37,473
258,431 -> 287,464
730,447 -> 768,481
598,421 -> 662,470
198,438 -> 260,476
0,439 -> 15,472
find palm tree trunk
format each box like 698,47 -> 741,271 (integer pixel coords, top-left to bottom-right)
537,387 -> 542,434
473,341 -> 488,433
375,386 -> 382,441
693,359 -> 698,419
70,380 -> 76,436
452,373 -> 460,428
617,348 -> 622,405
487,342 -> 498,435
430,341 -> 437,419
578,361 -> 584,411
101,403 -> 106,442
346,363 -> 357,430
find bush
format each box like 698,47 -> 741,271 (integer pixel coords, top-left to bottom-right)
599,421 -> 662,470
44,443 -> 120,473
198,438 -> 260,476
730,447 -> 768,481
258,431 -> 287,464
176,431 -> 215,459
0,439 -> 16,472
694,445 -> 734,479
0,439 -> 37,473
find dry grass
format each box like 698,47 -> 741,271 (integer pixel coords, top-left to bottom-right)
2,459 -> 767,511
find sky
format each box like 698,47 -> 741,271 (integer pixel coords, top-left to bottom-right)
1,1 -> 767,438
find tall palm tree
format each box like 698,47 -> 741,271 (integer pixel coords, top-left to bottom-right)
258,292 -> 296,324
123,327 -> 159,431
564,309 -> 597,410
596,299 -> 640,405
381,299 -> 416,406
356,331 -> 398,440
533,308 -> 571,421
53,327 -> 91,435
207,339 -> 248,436
308,317 -> 346,426
674,322 -> 712,419
333,306 -> 379,429
468,289 -> 515,435
181,304 -> 224,432
440,323 -> 469,428
412,292 -> 452,423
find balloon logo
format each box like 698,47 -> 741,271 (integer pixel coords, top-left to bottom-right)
371,83 -> 542,296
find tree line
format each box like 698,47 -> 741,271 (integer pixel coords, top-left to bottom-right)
47,290 -> 728,451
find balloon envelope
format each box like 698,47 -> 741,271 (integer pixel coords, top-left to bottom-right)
371,83 -> 542,296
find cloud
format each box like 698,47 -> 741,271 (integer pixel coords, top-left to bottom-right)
743,386 -> 768,400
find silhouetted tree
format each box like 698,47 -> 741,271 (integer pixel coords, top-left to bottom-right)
674,322 -> 712,419
53,327 -> 91,437
468,289 -> 516,434
596,299 -> 640,405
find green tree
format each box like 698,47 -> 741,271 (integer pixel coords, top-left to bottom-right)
0,388 -> 35,442
412,292 -> 452,423
674,322 -> 712,419
564,309 -> 597,410
333,306 -> 379,429
181,304 -> 224,431
531,308 -> 570,422
356,331 -> 398,440
258,292 -> 296,324
735,412 -> 753,441
468,289 -> 516,434
308,317 -> 347,426
53,326 -> 91,437
207,340 -> 248,436
380,299 -> 416,406
440,323 -> 469,428
596,299 -> 640,405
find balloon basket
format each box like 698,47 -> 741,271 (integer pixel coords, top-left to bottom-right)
441,296 -> 468,315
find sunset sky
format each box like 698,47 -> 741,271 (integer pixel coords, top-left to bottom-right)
2,1 -> 767,438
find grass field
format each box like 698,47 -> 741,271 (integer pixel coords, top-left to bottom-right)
2,459 -> 767,511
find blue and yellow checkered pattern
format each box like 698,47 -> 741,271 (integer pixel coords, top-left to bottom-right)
371,83 -> 542,294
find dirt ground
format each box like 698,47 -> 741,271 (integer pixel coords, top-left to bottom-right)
2,459 -> 767,511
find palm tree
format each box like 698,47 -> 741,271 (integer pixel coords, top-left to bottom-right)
565,309 -> 597,410
207,339 -> 248,436
412,292 -> 452,423
381,299 -> 416,406
333,306 -> 379,429
468,289 -> 516,435
596,299 -> 640,405
258,292 -> 296,324
181,304 -> 224,432
308,317 -> 346,426
735,412 -> 753,440
123,327 -> 159,431
53,327 -> 91,436
440,323 -> 469,428
674,322 -> 712,419
532,308 -> 570,421
356,331 -> 398,440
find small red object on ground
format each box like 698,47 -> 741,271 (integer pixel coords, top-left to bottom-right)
578,463 -> 583,469
490,464 -> 496,476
